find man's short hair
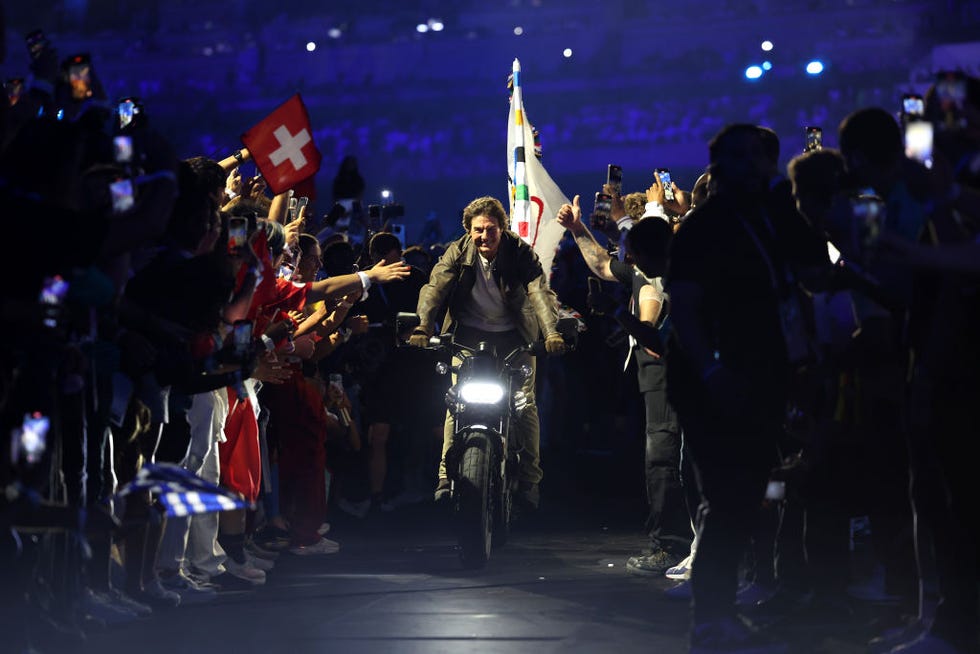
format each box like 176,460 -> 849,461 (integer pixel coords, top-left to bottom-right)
838,108 -> 903,167
626,215 -> 672,260
787,148 -> 845,198
708,123 -> 762,164
462,196 -> 508,231
257,219 -> 286,259
369,231 -> 401,262
184,156 -> 227,194
756,126 -> 780,165
623,192 -> 647,221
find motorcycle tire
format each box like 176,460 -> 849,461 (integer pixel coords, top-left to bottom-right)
455,434 -> 493,569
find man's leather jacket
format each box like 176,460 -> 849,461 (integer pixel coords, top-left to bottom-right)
415,230 -> 559,343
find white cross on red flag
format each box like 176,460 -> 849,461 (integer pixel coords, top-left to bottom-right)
241,94 -> 322,196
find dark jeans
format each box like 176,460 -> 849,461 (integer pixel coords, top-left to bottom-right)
642,388 -> 691,555
672,384 -> 781,623
909,375 -> 979,649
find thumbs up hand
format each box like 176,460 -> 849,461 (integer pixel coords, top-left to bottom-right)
556,194 -> 582,231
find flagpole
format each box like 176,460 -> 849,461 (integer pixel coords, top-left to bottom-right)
510,58 -> 531,241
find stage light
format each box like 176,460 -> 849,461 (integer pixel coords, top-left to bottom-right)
428,19 -> 444,32
806,60 -> 825,75
416,23 -> 429,33
745,65 -> 764,80
381,189 -> 392,200
762,61 -> 772,71
563,48 -> 573,58
514,26 -> 524,36
761,40 -> 774,51
306,41 -> 317,52
328,27 -> 342,39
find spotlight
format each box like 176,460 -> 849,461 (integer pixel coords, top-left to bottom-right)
761,40 -> 774,51
806,60 -> 825,75
306,41 -> 317,52
381,189 -> 392,200
328,27 -> 342,39
745,65 -> 764,80
514,26 -> 524,36
428,18 -> 444,32
762,61 -> 772,71
416,23 -> 429,33
563,48 -> 573,58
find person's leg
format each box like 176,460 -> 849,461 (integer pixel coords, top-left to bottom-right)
679,398 -> 776,625
642,389 -> 689,556
923,379 -> 979,650
186,432 -> 226,579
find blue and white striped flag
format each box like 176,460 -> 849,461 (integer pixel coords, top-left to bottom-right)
116,463 -> 249,517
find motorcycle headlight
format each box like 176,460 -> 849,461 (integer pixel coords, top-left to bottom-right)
458,382 -> 505,405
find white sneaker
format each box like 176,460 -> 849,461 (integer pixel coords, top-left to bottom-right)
159,571 -> 218,604
107,587 -> 153,616
224,557 -> 267,585
289,538 -> 340,556
665,554 -> 693,580
141,577 -> 181,608
337,497 -> 371,518
245,551 -> 275,572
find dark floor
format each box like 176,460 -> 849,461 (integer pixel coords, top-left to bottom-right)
56,487 -> 896,654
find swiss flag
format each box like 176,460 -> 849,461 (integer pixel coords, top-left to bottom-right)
242,94 -> 322,196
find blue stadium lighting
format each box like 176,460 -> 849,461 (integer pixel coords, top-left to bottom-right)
745,65 -> 764,80
762,61 -> 772,71
806,60 -> 825,75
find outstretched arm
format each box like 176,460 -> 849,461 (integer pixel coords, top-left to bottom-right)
556,194 -> 616,281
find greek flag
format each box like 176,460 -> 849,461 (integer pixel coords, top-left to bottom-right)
116,463 -> 249,517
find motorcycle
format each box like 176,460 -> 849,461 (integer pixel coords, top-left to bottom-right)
397,314 -> 577,569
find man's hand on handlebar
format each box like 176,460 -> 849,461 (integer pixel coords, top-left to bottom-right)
408,327 -> 432,348
544,332 -> 567,356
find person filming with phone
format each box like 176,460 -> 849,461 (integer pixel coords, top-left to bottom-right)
556,187 -> 692,579
409,196 -> 566,512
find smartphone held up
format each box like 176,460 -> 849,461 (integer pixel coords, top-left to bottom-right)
904,120 -> 934,169
656,168 -> 674,202
591,192 -> 612,231
607,165 -> 623,196
63,53 -> 94,101
805,126 -> 823,153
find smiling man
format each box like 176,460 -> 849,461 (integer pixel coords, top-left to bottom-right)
410,196 -> 565,510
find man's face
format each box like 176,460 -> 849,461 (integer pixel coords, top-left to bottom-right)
469,214 -> 502,260
296,244 -> 322,282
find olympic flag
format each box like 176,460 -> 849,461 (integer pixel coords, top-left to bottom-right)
507,59 -> 569,278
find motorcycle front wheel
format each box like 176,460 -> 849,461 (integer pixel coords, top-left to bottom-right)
455,433 -> 493,569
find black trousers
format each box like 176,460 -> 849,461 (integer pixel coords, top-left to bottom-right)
909,375 -> 979,649
671,381 -> 782,623
642,387 -> 691,555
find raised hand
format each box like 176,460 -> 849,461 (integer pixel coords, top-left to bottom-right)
556,194 -> 583,230
367,260 -> 411,284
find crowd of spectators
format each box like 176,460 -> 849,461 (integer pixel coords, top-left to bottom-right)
2,14 -> 980,654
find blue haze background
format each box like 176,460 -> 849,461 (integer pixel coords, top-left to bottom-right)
3,0 -> 976,241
